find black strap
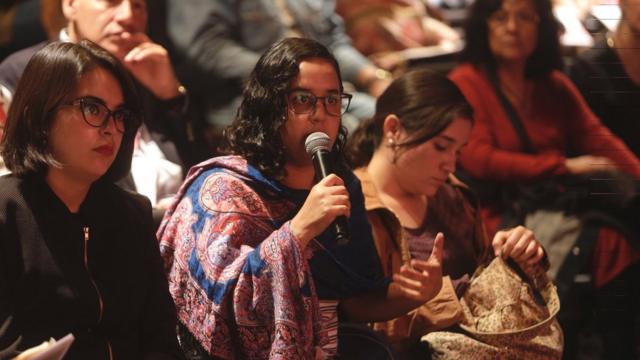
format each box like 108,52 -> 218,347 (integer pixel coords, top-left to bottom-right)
553,222 -> 599,301
485,67 -> 537,155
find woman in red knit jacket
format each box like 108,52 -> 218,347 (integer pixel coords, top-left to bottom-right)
449,0 -> 640,357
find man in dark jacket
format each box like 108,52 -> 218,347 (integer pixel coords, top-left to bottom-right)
568,0 -> 640,158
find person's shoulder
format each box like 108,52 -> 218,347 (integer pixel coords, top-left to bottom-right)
449,63 -> 482,81
101,181 -> 153,216
567,40 -> 612,83
0,173 -> 19,185
0,41 -> 49,92
0,174 -> 27,221
185,155 -> 259,197
449,63 -> 493,103
548,69 -> 572,83
449,63 -> 489,90
0,174 -> 23,200
352,167 -> 369,186
122,187 -> 153,212
352,167 -> 385,211
190,155 -> 250,182
0,174 -> 21,197
183,156 -> 283,217
575,38 -> 611,64
545,69 -> 583,97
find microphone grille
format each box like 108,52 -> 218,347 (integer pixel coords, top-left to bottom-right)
304,132 -> 331,156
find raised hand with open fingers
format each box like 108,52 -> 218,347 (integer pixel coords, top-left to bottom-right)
391,232 -> 444,303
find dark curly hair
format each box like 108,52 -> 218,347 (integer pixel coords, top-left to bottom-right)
1,40 -> 141,181
223,37 -> 348,180
347,69 -> 473,168
459,0 -> 563,78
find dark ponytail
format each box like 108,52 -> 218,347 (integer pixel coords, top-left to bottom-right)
346,69 -> 473,168
346,116 -> 381,168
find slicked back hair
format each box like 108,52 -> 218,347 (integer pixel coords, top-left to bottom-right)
347,69 -> 473,168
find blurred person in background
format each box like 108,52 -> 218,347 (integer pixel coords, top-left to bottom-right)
336,0 -> 460,70
164,0 -> 394,143
0,0 -> 53,61
568,0 -> 640,158
0,0 -> 65,176
449,0 -> 640,357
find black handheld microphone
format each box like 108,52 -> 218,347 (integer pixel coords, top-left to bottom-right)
304,132 -> 350,245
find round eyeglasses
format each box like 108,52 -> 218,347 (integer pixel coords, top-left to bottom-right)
59,96 -> 138,134
287,90 -> 353,116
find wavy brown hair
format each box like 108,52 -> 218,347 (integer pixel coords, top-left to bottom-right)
223,37 -> 348,180
458,0 -> 563,77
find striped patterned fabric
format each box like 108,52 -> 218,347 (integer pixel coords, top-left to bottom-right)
318,300 -> 339,354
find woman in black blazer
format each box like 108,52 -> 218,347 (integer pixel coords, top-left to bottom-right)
0,40 -> 182,360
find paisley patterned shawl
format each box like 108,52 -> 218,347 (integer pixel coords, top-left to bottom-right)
157,156 -> 387,359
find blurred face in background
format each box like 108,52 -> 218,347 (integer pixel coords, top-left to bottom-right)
392,116 -> 472,197
487,0 -> 539,65
62,0 -> 148,60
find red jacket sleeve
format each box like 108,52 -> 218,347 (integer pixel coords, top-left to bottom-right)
450,64 -> 568,182
552,72 -> 640,178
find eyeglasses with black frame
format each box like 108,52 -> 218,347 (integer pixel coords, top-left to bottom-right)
287,90 -> 353,116
58,96 -> 138,134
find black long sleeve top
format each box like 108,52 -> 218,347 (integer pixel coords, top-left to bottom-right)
0,174 -> 183,359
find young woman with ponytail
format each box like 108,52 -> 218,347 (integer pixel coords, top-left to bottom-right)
346,69 -> 545,357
